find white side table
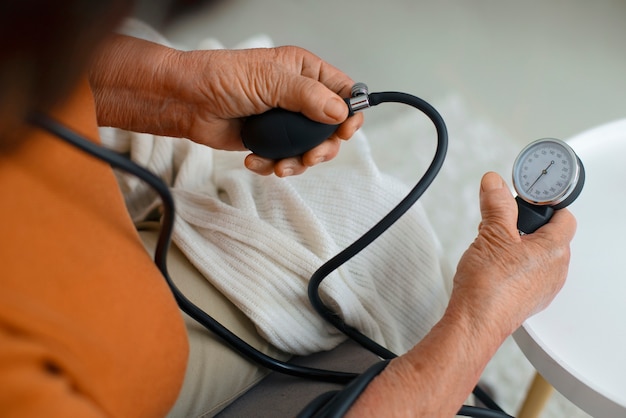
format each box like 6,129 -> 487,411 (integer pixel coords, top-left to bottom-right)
514,119 -> 626,417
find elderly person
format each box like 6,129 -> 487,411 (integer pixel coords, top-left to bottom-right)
0,1 -> 575,417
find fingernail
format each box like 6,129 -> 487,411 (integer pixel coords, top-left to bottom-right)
247,157 -> 263,171
280,168 -> 293,177
324,97 -> 347,121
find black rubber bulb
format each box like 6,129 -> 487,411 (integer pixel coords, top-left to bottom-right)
241,99 -> 351,160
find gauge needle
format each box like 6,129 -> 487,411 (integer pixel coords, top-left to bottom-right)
527,160 -> 555,193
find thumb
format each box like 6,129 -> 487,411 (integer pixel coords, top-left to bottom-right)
478,172 -> 519,237
278,75 -> 349,124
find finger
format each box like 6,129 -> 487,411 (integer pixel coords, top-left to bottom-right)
277,75 -> 349,124
335,113 -> 364,140
478,172 -> 519,237
534,207 -> 577,244
301,111 -> 363,167
274,157 -> 308,177
244,154 -> 275,176
270,47 -> 352,124
300,136 -> 340,167
297,48 -> 356,98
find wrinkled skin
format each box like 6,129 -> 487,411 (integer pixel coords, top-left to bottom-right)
89,35 -> 363,177
89,35 -> 577,416
346,172 -> 576,417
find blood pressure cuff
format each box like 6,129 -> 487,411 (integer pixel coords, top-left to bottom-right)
296,360 -> 390,418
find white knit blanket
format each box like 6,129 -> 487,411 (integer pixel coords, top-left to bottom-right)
100,125 -> 449,355
102,20 -> 451,355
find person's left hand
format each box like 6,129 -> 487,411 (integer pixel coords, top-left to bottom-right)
89,35 -> 363,176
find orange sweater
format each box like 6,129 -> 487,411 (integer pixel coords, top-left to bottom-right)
0,79 -> 188,417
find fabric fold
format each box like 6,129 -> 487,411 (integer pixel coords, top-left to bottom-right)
102,125 -> 449,355
101,19 -> 450,355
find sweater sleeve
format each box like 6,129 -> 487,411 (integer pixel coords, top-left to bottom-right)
0,76 -> 188,417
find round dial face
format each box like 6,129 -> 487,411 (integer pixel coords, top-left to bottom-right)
513,138 -> 580,205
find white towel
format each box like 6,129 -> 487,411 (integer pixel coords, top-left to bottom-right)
101,20 -> 450,355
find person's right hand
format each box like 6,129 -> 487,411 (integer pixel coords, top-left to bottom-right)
449,171 -> 577,339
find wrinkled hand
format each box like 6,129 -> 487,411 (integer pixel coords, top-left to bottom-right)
344,172 -> 577,418
89,35 -> 363,176
450,172 -> 577,337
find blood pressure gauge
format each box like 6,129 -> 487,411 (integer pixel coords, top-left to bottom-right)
512,138 -> 585,234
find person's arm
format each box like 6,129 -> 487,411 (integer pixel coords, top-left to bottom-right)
88,34 -> 363,177
346,172 -> 576,417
